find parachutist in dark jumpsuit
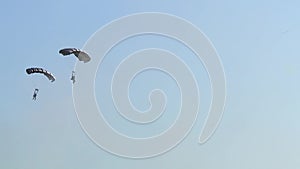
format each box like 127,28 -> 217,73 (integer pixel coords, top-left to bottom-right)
32,88 -> 39,100
71,71 -> 76,84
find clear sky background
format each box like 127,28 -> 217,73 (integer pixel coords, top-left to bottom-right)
1,0 -> 300,169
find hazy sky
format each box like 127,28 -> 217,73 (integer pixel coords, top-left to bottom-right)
1,0 -> 300,169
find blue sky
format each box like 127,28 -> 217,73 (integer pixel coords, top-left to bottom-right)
1,0 -> 300,168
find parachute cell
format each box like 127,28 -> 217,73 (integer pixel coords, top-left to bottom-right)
59,48 -> 91,63
26,67 -> 55,82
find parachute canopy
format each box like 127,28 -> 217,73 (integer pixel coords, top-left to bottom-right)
26,67 -> 55,82
59,48 -> 91,63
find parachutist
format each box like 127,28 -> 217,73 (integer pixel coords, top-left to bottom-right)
32,88 -> 39,100
71,71 -> 76,84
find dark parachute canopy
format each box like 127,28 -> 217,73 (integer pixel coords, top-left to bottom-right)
59,48 -> 91,63
26,67 -> 55,82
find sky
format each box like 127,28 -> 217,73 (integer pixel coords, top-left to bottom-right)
1,0 -> 300,168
